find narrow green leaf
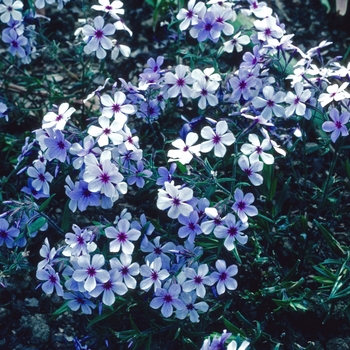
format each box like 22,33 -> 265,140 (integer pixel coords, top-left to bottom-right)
38,193 -> 56,212
222,317 -> 247,337
27,217 -> 47,235
314,220 -> 347,257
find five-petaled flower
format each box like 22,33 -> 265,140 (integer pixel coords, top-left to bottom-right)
210,259 -> 238,295
231,188 -> 258,223
322,107 -> 350,143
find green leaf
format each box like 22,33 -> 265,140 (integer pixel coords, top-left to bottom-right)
314,220 -> 347,257
60,200 -> 71,233
27,217 -> 47,235
345,159 -> 350,180
320,0 -> 331,12
38,193 -> 56,212
222,317 -> 247,337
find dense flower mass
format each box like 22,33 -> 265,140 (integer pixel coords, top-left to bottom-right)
1,0 -> 350,348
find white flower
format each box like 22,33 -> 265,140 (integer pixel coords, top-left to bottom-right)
176,0 -> 206,31
0,0 -> 23,23
238,155 -> 263,186
157,181 -> 194,219
164,64 -> 194,98
200,120 -> 235,157
318,82 -> 350,107
223,31 -> 250,53
254,16 -> 284,43
240,133 -> 274,164
284,82 -> 311,117
167,132 -> 200,164
210,259 -> 238,295
42,103 -> 76,130
252,86 -> 286,120
88,116 -> 124,147
82,16 -> 116,59
231,188 -> 258,223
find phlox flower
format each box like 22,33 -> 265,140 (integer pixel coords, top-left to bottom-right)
178,210 -> 202,244
0,218 -> 19,248
111,40 -> 131,60
37,238 -> 58,269
242,0 -> 272,18
34,0 -> 55,9
126,160 -> 152,188
0,102 -> 8,121
167,132 -> 201,165
27,162 -> 53,195
170,240 -> 203,273
223,31 -> 250,53
157,181 -> 194,219
156,163 -> 177,186
44,129 -> 71,162
284,82 -> 312,117
105,218 -> 141,254
190,11 -> 224,43
2,28 -> 27,58
82,16 -> 116,59
208,3 -> 235,36
36,265 -> 64,296
176,291 -> 209,323
143,56 -> 164,74
260,127 -> 286,157
101,91 -> 136,122
182,264 -> 213,298
252,85 -> 286,120
238,155 -> 264,186
191,76 -> 220,109
42,102 -> 75,130
0,0 -> 23,23
63,224 -> 97,258
164,64 -> 194,98
110,252 -> 140,289
241,133 -> 274,164
137,99 -> 161,122
88,116 -> 123,147
91,0 -> 124,19
322,107 -> 350,143
254,15 -> 284,43
90,269 -> 127,306
200,207 -> 223,234
228,68 -> 261,102
227,340 -> 250,350
118,124 -> 139,151
200,120 -> 235,157
214,213 -> 249,250
140,257 -> 170,292
176,0 -> 206,31
72,253 -> 110,293
64,292 -> 96,314
318,82 -> 350,107
232,188 -> 258,223
83,151 -> 124,198
210,259 -> 238,295
21,178 -> 50,200
141,236 -> 176,270
69,135 -> 101,170
150,283 -> 185,318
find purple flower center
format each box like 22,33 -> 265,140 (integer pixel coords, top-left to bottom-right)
255,146 -> 263,154
177,78 -> 185,87
7,6 -> 13,12
244,168 -> 252,176
0,230 -> 7,238
103,128 -> 111,135
121,266 -> 129,276
11,40 -> 18,48
213,134 -> 221,144
252,1 -> 258,9
194,275 -> 203,284
112,104 -> 121,113
151,271 -> 159,281
95,29 -> 104,39
87,266 -> 96,277
186,303 -> 195,310
56,114 -> 63,121
219,271 -> 227,281
38,173 -> 46,182
117,232 -> 127,243
172,197 -> 181,207
103,280 -> 113,290
239,80 -> 247,89
83,188 -> 92,198
105,5 -> 112,10
163,294 -> 173,303
264,28 -> 272,37
335,121 -> 343,129
188,222 -> 196,231
100,172 -> 110,184
154,247 -> 162,255
228,226 -> 238,237
57,141 -> 65,149
237,201 -> 246,210
201,89 -> 208,96
186,10 -> 194,19
294,97 -> 300,105
77,236 -> 85,245
267,99 -> 275,107
49,274 -> 58,284
205,23 -> 213,31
